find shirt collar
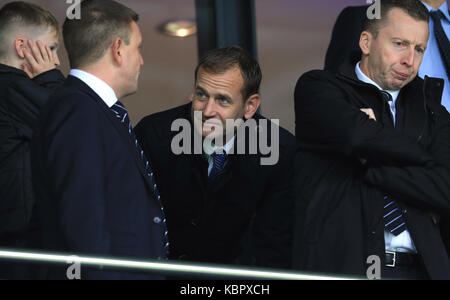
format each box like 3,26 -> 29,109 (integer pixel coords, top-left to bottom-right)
423,1 -> 450,22
69,69 -> 118,108
355,62 -> 400,102
204,136 -> 236,156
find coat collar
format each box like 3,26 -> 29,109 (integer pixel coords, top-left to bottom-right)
0,63 -> 29,78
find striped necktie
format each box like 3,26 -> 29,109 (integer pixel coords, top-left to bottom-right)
111,101 -> 170,256
430,10 -> 450,79
380,91 -> 407,236
209,152 -> 227,183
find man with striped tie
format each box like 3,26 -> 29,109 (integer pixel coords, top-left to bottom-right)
293,0 -> 450,279
31,0 -> 167,280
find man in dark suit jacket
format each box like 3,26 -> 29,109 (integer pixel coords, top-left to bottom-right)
135,46 -> 295,273
0,1 -> 64,279
31,0 -> 167,280
325,0 -> 450,264
294,0 -> 450,279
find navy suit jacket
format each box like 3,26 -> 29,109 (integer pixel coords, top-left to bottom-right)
31,76 -> 166,280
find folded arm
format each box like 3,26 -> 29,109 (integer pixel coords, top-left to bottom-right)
295,71 -> 433,167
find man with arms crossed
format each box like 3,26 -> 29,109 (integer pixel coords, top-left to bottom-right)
293,0 -> 450,279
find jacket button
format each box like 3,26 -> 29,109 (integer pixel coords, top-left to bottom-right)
432,216 -> 438,225
153,217 -> 162,224
402,209 -> 407,214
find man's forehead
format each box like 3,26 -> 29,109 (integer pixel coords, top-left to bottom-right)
381,9 -> 429,43
197,68 -> 243,89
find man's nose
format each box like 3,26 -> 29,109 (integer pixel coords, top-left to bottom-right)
203,99 -> 216,117
402,47 -> 415,67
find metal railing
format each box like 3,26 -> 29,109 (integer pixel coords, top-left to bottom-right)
0,248 -> 357,280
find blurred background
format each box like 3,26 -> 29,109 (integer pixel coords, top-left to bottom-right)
0,0 -> 369,134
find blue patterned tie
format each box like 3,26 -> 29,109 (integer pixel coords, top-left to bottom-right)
383,196 -> 407,236
111,101 -> 169,256
209,152 -> 227,183
380,91 -> 407,236
430,10 -> 450,79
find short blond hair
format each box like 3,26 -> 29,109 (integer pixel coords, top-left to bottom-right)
0,1 -> 59,59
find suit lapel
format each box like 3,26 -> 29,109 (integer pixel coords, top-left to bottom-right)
66,76 -> 156,196
398,79 -> 426,141
191,154 -> 209,207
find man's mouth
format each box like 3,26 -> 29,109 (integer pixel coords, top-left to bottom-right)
393,71 -> 409,80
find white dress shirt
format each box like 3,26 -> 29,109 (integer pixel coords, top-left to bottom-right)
355,62 -> 417,253
69,69 -> 118,108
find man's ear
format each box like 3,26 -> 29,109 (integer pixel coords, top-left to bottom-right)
359,31 -> 372,56
188,87 -> 195,102
14,37 -> 27,59
244,94 -> 261,120
111,38 -> 124,65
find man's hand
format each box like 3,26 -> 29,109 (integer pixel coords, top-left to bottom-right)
360,108 -> 377,121
21,40 -> 58,78
359,108 -> 377,165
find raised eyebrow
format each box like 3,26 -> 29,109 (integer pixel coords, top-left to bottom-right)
392,38 -> 425,51
392,38 -> 409,44
195,86 -> 208,95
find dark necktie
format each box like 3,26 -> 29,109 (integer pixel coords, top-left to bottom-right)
208,152 -> 227,183
430,10 -> 450,79
380,90 -> 404,132
111,101 -> 170,256
380,91 -> 407,236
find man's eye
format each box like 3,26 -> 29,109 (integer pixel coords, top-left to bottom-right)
197,92 -> 207,99
219,98 -> 229,104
